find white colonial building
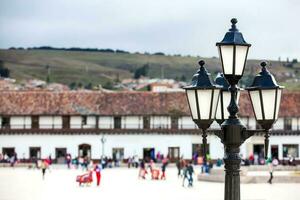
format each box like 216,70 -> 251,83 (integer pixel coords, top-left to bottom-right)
0,91 -> 299,163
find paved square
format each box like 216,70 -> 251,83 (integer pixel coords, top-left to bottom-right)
0,166 -> 299,200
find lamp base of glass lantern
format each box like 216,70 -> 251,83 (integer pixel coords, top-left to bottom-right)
222,118 -> 246,131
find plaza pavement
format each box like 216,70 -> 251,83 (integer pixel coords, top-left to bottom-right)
0,166 -> 299,200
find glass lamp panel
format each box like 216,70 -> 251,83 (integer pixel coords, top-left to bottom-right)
274,89 -> 282,119
186,90 -> 198,120
261,89 -> 276,120
237,90 -> 241,103
249,90 -> 263,120
215,92 -> 222,120
210,89 -> 220,119
235,46 -> 248,76
219,45 -> 234,75
197,89 -> 213,120
222,91 -> 232,119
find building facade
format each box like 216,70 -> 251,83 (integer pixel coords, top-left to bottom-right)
0,91 -> 299,163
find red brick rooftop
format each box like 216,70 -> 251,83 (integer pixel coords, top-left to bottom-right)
0,90 -> 299,117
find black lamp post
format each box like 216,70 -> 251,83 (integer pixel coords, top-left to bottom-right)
184,18 -> 283,200
101,135 -> 107,158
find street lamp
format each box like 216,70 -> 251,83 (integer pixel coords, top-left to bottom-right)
184,60 -> 220,162
101,135 -> 107,158
184,18 -> 283,200
216,18 -> 251,85
246,61 -> 284,158
215,73 -> 241,125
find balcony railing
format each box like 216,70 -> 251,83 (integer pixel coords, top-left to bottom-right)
0,125 -> 299,136
0,122 -> 298,131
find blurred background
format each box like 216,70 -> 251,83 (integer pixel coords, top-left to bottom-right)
0,0 -> 299,90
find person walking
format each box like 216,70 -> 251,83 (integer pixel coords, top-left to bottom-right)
139,159 -> 147,179
66,154 -> 71,169
41,159 -> 48,180
46,155 -> 52,172
48,155 -> 52,165
193,152 -> 198,165
127,157 -> 132,168
94,164 -> 101,186
3,154 -> 8,163
176,159 -> 182,178
10,155 -> 15,167
84,156 -> 89,171
160,158 -> 168,180
187,162 -> 194,187
182,162 -> 188,187
267,158 -> 274,184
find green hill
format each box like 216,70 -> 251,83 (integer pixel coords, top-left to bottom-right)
0,49 -> 299,89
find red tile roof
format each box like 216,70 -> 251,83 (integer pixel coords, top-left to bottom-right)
0,90 -> 299,117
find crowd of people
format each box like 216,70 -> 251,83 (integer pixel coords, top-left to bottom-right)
1,151 -> 299,187
138,157 -> 169,180
136,156 -> 195,187
241,153 -> 297,166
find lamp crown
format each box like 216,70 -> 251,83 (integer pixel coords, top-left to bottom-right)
247,61 -> 284,89
216,18 -> 251,47
215,72 -> 230,89
198,60 -> 207,73
183,60 -> 217,89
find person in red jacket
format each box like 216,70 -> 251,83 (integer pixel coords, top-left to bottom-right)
94,164 -> 101,186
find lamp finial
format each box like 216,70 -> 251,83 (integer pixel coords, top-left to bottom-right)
230,18 -> 238,31
261,61 -> 268,72
198,60 -> 205,67
231,18 -> 238,25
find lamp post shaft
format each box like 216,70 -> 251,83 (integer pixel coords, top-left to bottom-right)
102,142 -> 104,157
224,146 -> 241,200
221,84 -> 245,200
102,141 -> 105,158
202,129 -> 208,165
222,124 -> 244,200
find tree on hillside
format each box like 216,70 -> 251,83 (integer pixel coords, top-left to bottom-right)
85,82 -> 93,89
153,52 -> 165,56
69,82 -> 77,90
0,60 -> 10,78
115,73 -> 120,83
116,49 -> 130,54
180,75 -> 186,82
46,75 -> 51,83
134,64 -> 149,79
77,82 -> 83,89
45,65 -> 51,83
103,80 -> 113,89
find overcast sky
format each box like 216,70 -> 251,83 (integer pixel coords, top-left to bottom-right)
0,0 -> 299,59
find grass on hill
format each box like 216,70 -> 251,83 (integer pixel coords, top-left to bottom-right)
0,49 -> 299,90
